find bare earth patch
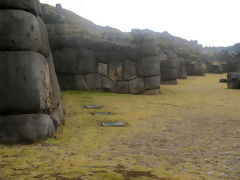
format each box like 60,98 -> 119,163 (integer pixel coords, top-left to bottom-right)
0,74 -> 240,180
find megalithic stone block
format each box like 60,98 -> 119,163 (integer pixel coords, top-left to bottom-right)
144,76 -> 160,90
123,60 -> 137,81
108,61 -> 123,81
57,75 -> 89,91
0,0 -> 41,16
137,56 -> 161,77
102,76 -> 114,92
0,10 -> 42,52
161,69 -> 178,81
112,82 -> 129,94
77,49 -> 97,74
84,74 -> 102,90
53,48 -> 78,74
0,51 -> 51,114
129,78 -> 145,94
0,114 -> 55,144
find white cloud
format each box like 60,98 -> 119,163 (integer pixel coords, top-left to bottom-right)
40,0 -> 240,47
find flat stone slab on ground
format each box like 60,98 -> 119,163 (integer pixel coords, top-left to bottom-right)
91,112 -> 112,115
102,122 -> 125,127
84,105 -> 103,109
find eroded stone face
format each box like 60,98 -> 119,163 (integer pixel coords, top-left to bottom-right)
129,78 -> 145,94
123,60 -> 137,81
0,114 -> 55,144
0,0 -> 41,16
144,76 -> 160,90
84,74 -> 102,90
0,0 -> 64,143
108,61 -> 123,82
41,6 -> 161,95
98,63 -> 108,77
113,82 -> 129,94
0,10 -> 42,52
137,56 -> 161,77
77,49 -> 97,74
0,52 -> 51,114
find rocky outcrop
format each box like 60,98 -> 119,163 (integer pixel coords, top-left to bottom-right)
41,5 -> 161,95
0,0 -> 64,144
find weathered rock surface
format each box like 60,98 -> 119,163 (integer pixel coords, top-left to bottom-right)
0,52 -> 50,114
41,4 -> 161,94
0,114 -> 55,144
129,78 -> 145,94
0,0 -> 64,144
227,72 -> 240,89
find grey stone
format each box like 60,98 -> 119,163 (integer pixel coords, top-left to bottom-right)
0,10 -> 42,52
84,105 -> 103,109
0,51 -> 51,114
98,63 -> 108,77
144,76 -> 160,90
129,78 -> 145,94
108,61 -> 123,81
186,61 -> 205,76
161,58 -> 179,70
74,75 -> 89,90
47,53 -> 65,126
84,74 -> 102,90
227,72 -> 240,89
77,49 -> 97,74
57,75 -> 89,90
102,122 -> 125,127
161,69 -> 178,81
37,17 -> 51,58
142,89 -> 160,95
56,3 -> 63,13
0,114 -> 55,144
102,76 -> 114,92
138,40 -> 159,57
113,82 -> 129,94
53,48 -> 78,75
0,0 -> 41,16
138,56 -> 161,77
123,60 -> 137,80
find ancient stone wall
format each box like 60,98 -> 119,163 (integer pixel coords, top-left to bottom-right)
0,0 -> 64,143
42,6 -> 161,95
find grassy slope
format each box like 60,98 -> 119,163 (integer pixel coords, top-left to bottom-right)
0,74 -> 240,180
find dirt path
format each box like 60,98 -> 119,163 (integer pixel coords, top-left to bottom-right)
0,74 -> 239,180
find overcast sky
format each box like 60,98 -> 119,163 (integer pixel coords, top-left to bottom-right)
40,0 -> 240,47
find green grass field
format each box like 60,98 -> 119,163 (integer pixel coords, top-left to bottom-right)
0,74 -> 239,180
